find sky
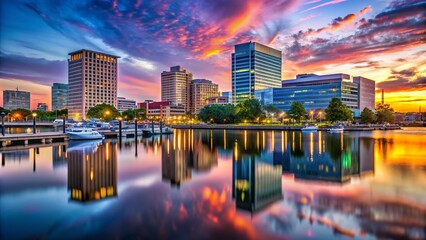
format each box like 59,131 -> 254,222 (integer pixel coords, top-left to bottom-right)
0,0 -> 425,112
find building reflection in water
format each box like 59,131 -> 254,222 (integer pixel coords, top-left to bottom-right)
280,131 -> 374,183
67,140 -> 118,202
232,137 -> 283,213
161,129 -> 218,187
52,145 -> 68,168
1,149 -> 30,167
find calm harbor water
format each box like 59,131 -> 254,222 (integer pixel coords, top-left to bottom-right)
1,128 -> 425,239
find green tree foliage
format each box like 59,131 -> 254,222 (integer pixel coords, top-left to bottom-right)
375,103 -> 395,123
86,103 -> 120,121
0,107 -> 10,114
122,108 -> 146,121
236,99 -> 265,122
288,102 -> 306,123
360,107 -> 377,123
10,108 -> 32,120
264,104 -> 281,114
198,104 -> 239,124
325,98 -> 353,123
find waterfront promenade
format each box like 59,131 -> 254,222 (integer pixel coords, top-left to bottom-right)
172,124 -> 401,131
0,132 -> 68,148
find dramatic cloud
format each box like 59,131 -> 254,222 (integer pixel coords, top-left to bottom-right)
285,0 -> 426,73
376,66 -> 426,92
302,0 -> 347,13
0,52 -> 67,85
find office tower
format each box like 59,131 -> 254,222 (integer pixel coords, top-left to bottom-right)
190,79 -> 219,114
161,66 -> 193,112
68,49 -> 119,120
353,76 -> 375,111
3,89 -> 30,110
51,83 -> 68,111
117,97 -> 136,113
232,42 -> 282,103
36,103 -> 48,111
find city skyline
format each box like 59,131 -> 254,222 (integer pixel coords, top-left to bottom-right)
0,0 -> 425,112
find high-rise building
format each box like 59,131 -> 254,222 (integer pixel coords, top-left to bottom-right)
161,66 -> 193,112
117,97 -> 136,113
3,89 -> 30,110
353,76 -> 375,111
37,103 -> 48,111
67,49 -> 119,120
190,79 -> 219,114
51,83 -> 68,111
232,42 -> 282,103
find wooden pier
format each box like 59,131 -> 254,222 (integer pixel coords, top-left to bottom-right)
0,132 -> 68,148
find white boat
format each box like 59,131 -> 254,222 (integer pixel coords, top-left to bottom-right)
53,119 -> 64,127
66,128 -> 104,140
142,126 -> 174,136
301,125 -> 319,132
67,139 -> 102,153
328,125 -> 344,133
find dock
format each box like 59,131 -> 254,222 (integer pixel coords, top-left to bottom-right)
0,132 -> 68,148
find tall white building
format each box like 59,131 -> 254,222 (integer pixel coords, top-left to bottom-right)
68,49 -> 119,120
161,66 -> 193,112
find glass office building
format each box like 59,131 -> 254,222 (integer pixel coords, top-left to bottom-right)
3,89 -> 30,110
256,73 -> 362,116
232,42 -> 282,103
51,83 -> 68,111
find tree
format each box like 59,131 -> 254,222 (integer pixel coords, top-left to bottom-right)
86,103 -> 120,121
288,102 -> 306,123
236,99 -> 265,122
325,98 -> 353,123
10,108 -> 32,121
360,107 -> 377,123
375,103 -> 395,123
198,104 -> 239,124
122,108 -> 146,121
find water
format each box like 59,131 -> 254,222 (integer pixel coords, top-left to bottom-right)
1,128 -> 425,239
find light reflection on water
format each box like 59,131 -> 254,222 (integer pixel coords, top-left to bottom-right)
1,128 -> 425,239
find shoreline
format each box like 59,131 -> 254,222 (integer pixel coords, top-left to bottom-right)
171,124 -> 402,131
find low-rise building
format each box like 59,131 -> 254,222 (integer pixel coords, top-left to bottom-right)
205,96 -> 229,105
255,73 -> 375,117
117,97 -> 136,113
37,103 -> 48,111
138,101 -> 185,119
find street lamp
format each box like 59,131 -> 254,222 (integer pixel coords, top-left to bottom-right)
318,111 -> 322,123
1,112 -> 5,136
32,112 -> 37,134
310,110 -> 314,122
104,110 -> 111,121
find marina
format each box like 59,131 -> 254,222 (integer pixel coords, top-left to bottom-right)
1,128 -> 425,239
